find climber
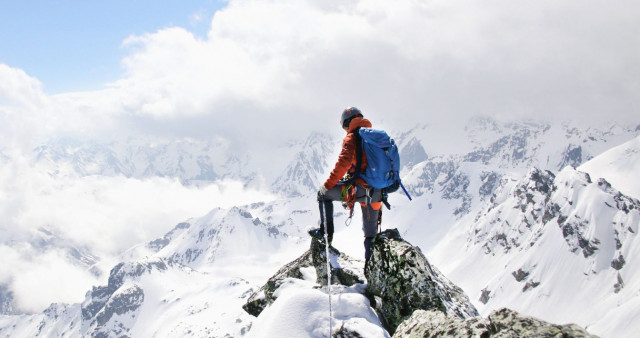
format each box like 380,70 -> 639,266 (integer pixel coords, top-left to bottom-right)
309,106 -> 382,261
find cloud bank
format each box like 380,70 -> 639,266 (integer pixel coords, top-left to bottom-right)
3,0 -> 639,150
0,154 -> 274,312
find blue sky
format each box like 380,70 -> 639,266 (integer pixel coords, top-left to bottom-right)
0,0 -> 224,94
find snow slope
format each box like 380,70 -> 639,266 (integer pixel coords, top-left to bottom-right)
429,165 -> 640,337
248,282 -> 388,338
579,134 -> 640,200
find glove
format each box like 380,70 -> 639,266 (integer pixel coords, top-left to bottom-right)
318,184 -> 328,196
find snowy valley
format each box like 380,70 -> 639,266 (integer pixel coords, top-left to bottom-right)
0,117 -> 639,337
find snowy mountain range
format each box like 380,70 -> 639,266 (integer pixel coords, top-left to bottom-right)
28,118 -> 639,200
0,117 -> 638,337
33,137 -> 252,186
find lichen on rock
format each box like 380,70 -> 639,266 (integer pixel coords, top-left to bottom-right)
365,229 -> 478,334
393,308 -> 597,337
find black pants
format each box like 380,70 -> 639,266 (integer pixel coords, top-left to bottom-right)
318,182 -> 382,259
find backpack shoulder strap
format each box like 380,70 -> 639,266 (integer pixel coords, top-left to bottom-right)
353,128 -> 363,178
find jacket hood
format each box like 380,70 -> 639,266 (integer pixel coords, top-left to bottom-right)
347,116 -> 372,133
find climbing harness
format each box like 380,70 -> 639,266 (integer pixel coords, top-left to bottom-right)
341,182 -> 357,226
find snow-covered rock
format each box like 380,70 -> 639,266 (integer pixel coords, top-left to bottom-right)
243,237 -> 364,317
0,303 -> 81,337
81,259 -> 169,336
393,308 -> 596,338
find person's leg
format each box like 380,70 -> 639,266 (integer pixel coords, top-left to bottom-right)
318,199 -> 334,240
364,236 -> 374,261
317,186 -> 342,242
356,184 -> 382,260
360,202 -> 380,236
361,202 -> 380,258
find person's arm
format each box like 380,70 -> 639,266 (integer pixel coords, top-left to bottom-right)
323,133 -> 356,189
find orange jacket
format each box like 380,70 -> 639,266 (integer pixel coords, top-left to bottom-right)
323,116 -> 372,189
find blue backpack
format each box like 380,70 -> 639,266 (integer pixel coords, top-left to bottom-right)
352,128 -> 412,204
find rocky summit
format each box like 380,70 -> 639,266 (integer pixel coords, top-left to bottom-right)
365,229 -> 479,334
244,228 -> 596,337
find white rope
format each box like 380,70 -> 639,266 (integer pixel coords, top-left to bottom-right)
321,202 -> 333,337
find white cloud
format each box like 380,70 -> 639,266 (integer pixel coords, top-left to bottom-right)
108,0 -> 638,132
0,157 -> 274,254
0,155 -> 275,312
0,64 -> 50,149
3,0 -> 639,148
7,249 -> 98,313
0,64 -> 47,109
